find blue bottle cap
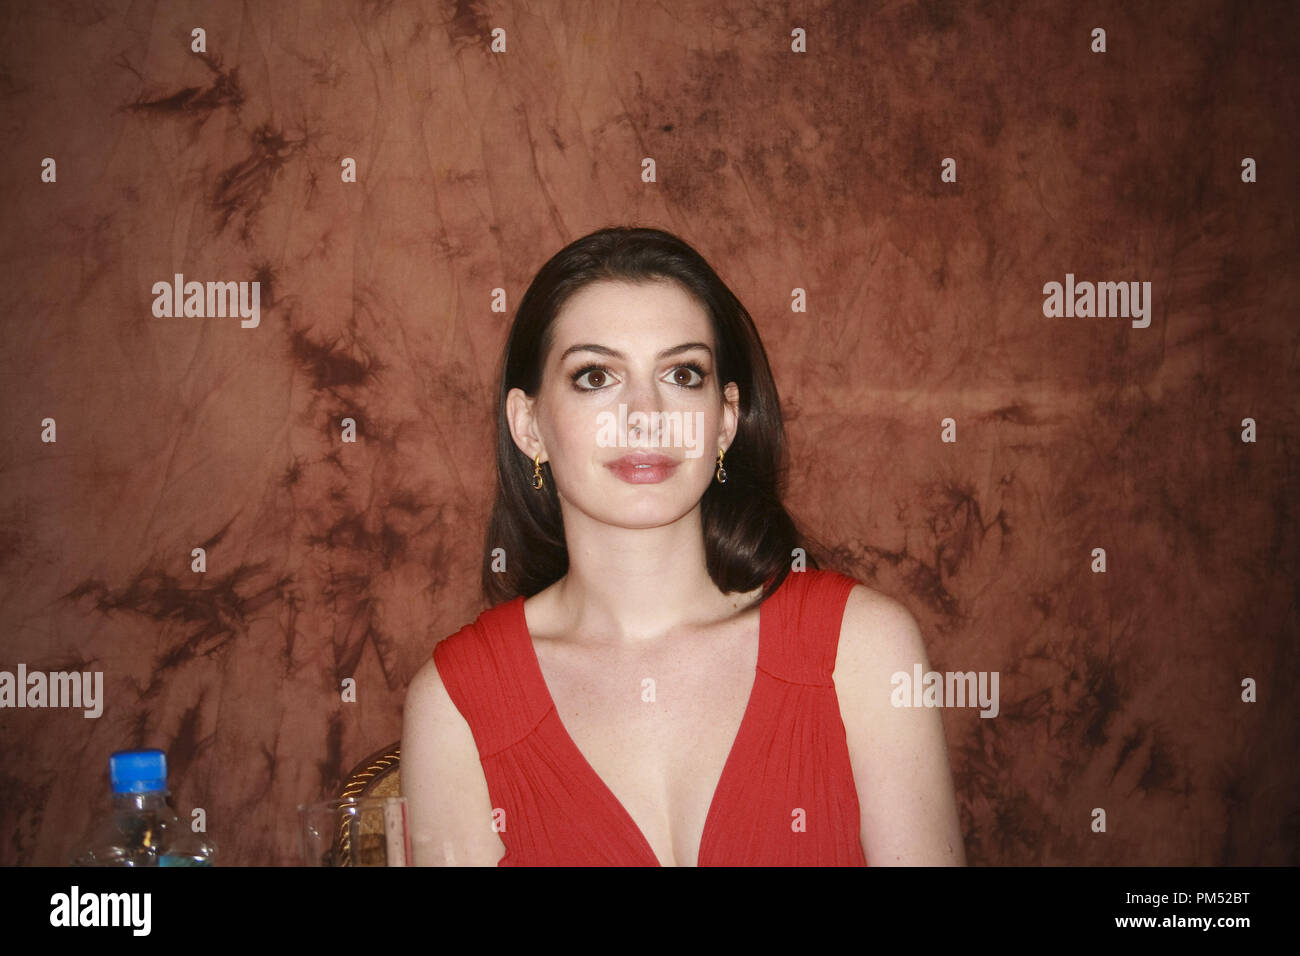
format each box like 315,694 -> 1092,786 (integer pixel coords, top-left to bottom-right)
109,749 -> 168,794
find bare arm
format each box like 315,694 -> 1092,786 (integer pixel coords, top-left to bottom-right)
833,585 -> 966,865
400,652 -> 507,866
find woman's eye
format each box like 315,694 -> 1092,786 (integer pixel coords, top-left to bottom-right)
669,364 -> 705,387
572,365 -> 611,390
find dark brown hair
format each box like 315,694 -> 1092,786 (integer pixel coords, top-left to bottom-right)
481,225 -> 833,606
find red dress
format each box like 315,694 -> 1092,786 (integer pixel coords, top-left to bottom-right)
431,567 -> 867,866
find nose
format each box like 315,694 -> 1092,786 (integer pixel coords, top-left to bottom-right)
622,378 -> 663,444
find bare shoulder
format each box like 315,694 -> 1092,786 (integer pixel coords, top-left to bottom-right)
830,580 -> 966,865
833,581 -> 930,688
402,648 -> 466,740
404,649 -> 454,712
400,645 -> 506,866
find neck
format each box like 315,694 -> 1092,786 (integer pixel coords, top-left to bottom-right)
548,504 -> 751,646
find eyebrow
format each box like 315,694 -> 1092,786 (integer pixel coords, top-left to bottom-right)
558,341 -> 713,363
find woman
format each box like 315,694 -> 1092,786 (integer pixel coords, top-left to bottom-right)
402,226 -> 965,866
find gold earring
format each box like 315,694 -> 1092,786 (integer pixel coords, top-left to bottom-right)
715,447 -> 727,484
532,452 -> 545,490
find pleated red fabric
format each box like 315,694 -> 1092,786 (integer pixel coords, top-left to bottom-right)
431,567 -> 867,866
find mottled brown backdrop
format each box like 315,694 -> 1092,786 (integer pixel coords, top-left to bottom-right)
1,0 -> 1296,865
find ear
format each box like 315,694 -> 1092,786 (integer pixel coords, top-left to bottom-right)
719,381 -> 740,451
506,388 -> 545,462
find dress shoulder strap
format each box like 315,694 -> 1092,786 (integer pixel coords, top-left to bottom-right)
431,597 -> 550,758
759,568 -> 860,686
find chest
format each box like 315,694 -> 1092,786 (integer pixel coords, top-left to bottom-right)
531,617 -> 760,866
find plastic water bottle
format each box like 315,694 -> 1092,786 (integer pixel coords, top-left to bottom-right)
69,749 -> 217,866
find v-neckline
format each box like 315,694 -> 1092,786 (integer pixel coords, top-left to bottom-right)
512,588 -> 772,867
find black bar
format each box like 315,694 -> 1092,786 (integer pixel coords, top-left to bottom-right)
0,865 -> 1284,942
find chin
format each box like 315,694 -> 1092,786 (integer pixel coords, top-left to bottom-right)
598,498 -> 696,529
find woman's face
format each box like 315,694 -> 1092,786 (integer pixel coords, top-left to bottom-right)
507,279 -> 739,530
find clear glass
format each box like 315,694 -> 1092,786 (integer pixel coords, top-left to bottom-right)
70,790 -> 217,866
298,796 -> 409,866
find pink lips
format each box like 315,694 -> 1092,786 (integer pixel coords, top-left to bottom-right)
606,453 -> 680,484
